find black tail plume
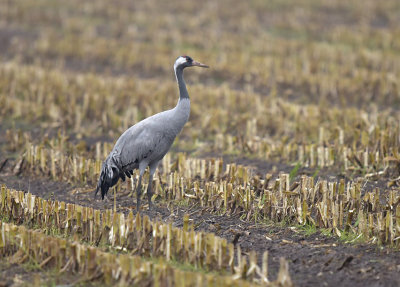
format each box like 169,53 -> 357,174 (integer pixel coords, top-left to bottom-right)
95,155 -> 120,199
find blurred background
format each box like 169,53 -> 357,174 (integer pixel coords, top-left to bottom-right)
1,1 -> 400,101
1,0 -> 400,159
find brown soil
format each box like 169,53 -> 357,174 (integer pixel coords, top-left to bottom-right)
1,121 -> 398,286
1,6 -> 400,285
0,257 -> 100,287
0,166 -> 399,287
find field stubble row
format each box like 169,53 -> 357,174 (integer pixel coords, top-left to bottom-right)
1,0 -> 400,109
13,135 -> 400,249
0,186 -> 292,286
2,63 -> 400,176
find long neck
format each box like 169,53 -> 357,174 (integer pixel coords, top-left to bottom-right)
175,66 -> 189,100
171,66 -> 190,133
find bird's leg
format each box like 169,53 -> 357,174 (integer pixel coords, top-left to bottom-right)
147,162 -> 159,210
146,174 -> 153,210
136,174 -> 143,211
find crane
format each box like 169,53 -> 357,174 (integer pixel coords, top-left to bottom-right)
95,55 -> 208,210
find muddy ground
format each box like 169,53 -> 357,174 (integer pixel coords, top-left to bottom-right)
1,119 -> 399,287
1,106 -> 399,287
0,259 -> 102,287
1,5 -> 400,285
0,159 -> 399,287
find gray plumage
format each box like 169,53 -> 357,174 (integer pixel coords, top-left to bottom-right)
95,55 -> 208,210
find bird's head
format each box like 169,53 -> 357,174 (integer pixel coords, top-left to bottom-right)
174,55 -> 209,71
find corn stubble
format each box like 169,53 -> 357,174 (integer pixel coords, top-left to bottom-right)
1,0 -> 400,285
2,62 -> 400,172
21,138 -> 400,247
0,185 -> 291,286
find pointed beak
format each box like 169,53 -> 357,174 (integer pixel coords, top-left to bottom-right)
192,60 -> 209,68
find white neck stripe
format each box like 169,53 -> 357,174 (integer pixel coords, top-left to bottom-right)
174,57 -> 187,71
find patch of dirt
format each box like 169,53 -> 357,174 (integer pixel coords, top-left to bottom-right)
0,169 -> 399,287
0,257 -> 99,287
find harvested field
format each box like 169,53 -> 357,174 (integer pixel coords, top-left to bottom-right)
0,0 -> 400,286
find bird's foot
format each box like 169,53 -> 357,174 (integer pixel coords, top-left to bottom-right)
147,200 -> 153,211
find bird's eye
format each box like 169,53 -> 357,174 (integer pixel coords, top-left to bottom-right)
186,56 -> 193,62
